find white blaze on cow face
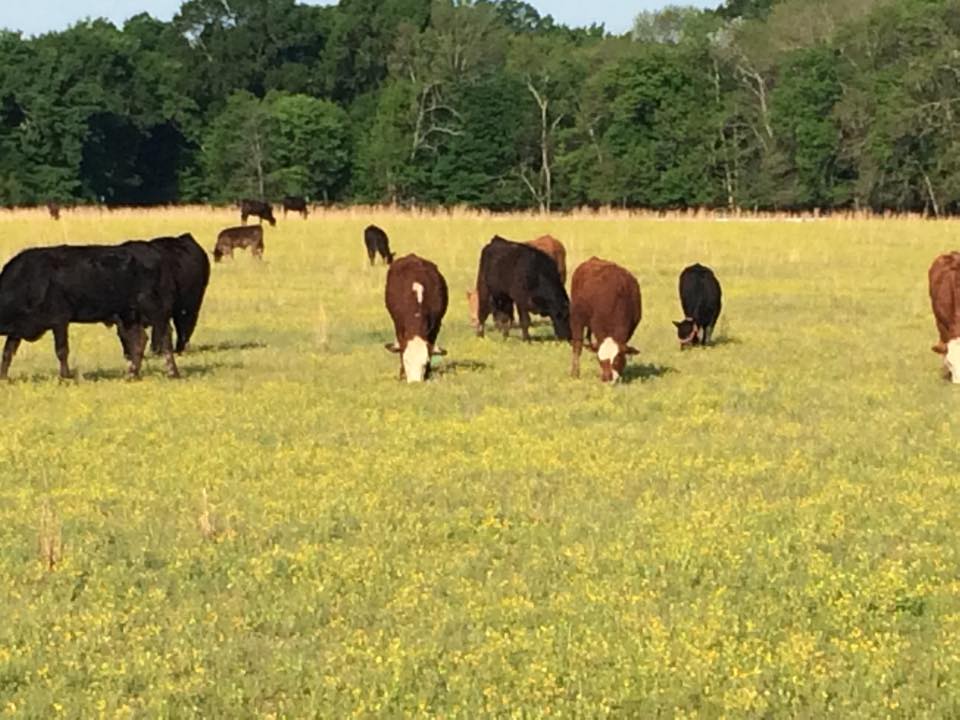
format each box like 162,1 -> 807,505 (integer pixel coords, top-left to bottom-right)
597,337 -> 621,382
403,336 -> 430,383
946,339 -> 960,384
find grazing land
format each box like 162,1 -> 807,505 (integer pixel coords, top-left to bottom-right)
0,207 -> 957,717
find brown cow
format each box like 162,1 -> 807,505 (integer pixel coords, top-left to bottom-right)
929,251 -> 960,383
466,234 -> 567,329
385,254 -> 448,383
47,202 -> 61,221
213,226 -> 264,262
570,257 -> 641,383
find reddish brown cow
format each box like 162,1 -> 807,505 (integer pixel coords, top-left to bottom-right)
929,251 -> 960,383
385,254 -> 449,383
570,257 -> 641,383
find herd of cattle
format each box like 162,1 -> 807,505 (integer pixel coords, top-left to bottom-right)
1,203 -> 957,384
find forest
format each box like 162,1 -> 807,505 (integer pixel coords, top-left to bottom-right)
0,0 -> 957,214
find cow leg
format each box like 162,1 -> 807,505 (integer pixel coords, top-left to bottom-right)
570,318 -> 586,378
53,325 -> 72,379
704,324 -> 715,345
121,324 -> 147,379
476,288 -> 491,338
1,337 -> 21,380
517,306 -> 532,342
157,324 -> 180,379
241,213 -> 248,226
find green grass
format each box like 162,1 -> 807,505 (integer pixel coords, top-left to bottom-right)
0,207 -> 958,717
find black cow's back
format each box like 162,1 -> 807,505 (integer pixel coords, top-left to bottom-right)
679,263 -> 722,328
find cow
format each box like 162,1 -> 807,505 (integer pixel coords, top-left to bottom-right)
467,235 -> 567,329
384,254 -> 448,383
145,234 -> 210,354
47,202 -> 61,221
929,251 -> 960,383
570,257 -> 641,383
282,196 -> 309,219
0,242 -> 180,380
240,199 -> 276,226
214,226 -> 264,262
365,225 -> 394,266
674,263 -> 722,348
475,235 -> 571,341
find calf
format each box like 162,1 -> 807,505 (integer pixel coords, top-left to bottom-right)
929,251 -> 960,383
674,263 -> 722,348
475,236 -> 570,341
240,199 -> 277,226
0,242 -> 180,380
283,196 -> 309,219
385,254 -> 448,383
214,226 -> 264,262
147,234 -> 210,354
365,225 -> 394,265
570,257 -> 641,383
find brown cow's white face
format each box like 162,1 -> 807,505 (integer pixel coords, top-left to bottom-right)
946,339 -> 960,384
403,337 -> 431,383
596,337 -> 639,383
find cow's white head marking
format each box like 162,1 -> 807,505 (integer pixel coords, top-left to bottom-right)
403,336 -> 430,383
946,338 -> 960,384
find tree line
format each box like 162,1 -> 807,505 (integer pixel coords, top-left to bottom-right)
0,0 -> 957,214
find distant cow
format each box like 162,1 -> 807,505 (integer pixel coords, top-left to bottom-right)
365,225 -> 394,266
674,263 -> 722,348
929,251 -> 960,383
146,234 -> 210,354
0,242 -> 180,380
570,258 -> 641,382
240,199 -> 276,226
385,254 -> 448,383
47,203 -> 61,221
475,235 -> 571,341
214,226 -> 264,262
282,196 -> 309,219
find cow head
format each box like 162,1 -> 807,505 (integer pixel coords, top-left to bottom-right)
386,251 -> 396,265
466,290 -> 479,329
386,337 -> 446,383
266,212 -> 277,227
596,337 -> 639,383
945,339 -> 960,384
674,319 -> 699,349
551,305 -> 572,341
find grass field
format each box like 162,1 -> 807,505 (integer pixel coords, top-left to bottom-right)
0,206 -> 958,717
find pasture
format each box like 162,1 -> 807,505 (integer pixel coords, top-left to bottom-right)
0,207 -> 957,717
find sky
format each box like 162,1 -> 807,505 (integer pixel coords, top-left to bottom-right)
0,0 -> 718,37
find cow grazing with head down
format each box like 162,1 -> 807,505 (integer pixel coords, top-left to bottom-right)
570,257 -> 641,383
240,199 -> 277,226
475,236 -> 570,341
674,263 -> 722,348
0,242 -> 180,380
146,234 -> 210,354
283,196 -> 308,219
929,251 -> 960,383
385,254 -> 448,383
214,226 -> 264,262
365,225 -> 394,266
47,202 -> 61,221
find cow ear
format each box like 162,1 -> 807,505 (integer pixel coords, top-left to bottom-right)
385,343 -> 401,354
625,346 -> 640,356
672,321 -> 683,328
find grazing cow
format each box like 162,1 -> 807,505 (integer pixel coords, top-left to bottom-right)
475,236 -> 571,341
674,263 -> 722,348
47,202 -> 61,221
528,235 -> 567,285
365,225 -> 394,266
146,234 -> 210,354
384,254 -> 448,383
282,196 -> 309,219
929,251 -> 960,383
214,226 -> 264,262
240,199 -> 276,226
0,242 -> 180,380
570,258 -> 641,383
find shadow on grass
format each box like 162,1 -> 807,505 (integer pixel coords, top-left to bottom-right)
5,360 -> 245,384
188,341 -> 268,353
434,359 -> 490,377
622,363 -> 676,384
707,335 -> 742,347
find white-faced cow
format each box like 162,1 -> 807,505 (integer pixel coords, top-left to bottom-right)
385,254 -> 448,383
674,263 -> 722,348
475,236 -> 570,341
570,257 -> 641,383
929,251 -> 960,383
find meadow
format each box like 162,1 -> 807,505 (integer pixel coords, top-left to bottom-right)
0,206 -> 957,718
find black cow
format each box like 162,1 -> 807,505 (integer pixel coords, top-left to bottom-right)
475,235 -> 571,341
364,225 -> 394,265
145,234 -> 210,354
283,196 -> 309,219
0,243 -> 180,380
47,203 -> 61,221
674,263 -> 722,348
240,199 -> 277,226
